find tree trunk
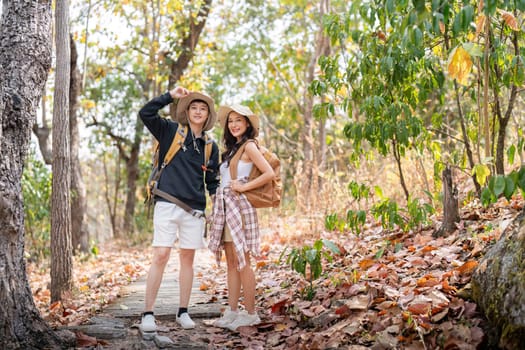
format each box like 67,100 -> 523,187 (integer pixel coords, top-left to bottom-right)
32,92 -> 52,163
435,166 -> 459,237
494,30 -> 519,175
50,0 -> 73,302
168,0 -> 212,113
0,0 -> 71,348
69,35 -> 89,253
495,113 -> 510,175
300,0 -> 330,211
471,211 -> 525,349
392,140 -> 410,202
118,0 -> 213,236
122,120 -> 142,235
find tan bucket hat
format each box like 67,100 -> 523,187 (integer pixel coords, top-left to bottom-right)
218,104 -> 259,137
175,92 -> 217,131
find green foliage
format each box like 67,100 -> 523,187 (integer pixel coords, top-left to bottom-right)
312,0 -> 525,225
406,197 -> 435,230
348,180 -> 370,203
481,166 -> 525,206
283,239 -> 340,300
324,209 -> 367,236
507,137 -> 524,166
346,209 -> 367,235
472,163 -> 492,186
22,153 -> 52,262
371,198 -> 405,230
324,213 -> 340,232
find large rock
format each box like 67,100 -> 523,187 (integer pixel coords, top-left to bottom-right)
471,211 -> 525,349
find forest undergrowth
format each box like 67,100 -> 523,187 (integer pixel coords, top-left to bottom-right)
27,194 -> 523,349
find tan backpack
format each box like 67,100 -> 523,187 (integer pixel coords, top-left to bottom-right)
229,140 -> 281,208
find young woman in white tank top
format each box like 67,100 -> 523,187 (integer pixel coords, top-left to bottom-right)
208,104 -> 274,331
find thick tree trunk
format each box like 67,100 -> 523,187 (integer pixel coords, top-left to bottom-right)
70,35 -> 89,252
0,0 -> 71,348
50,0 -> 73,302
471,211 -> 525,349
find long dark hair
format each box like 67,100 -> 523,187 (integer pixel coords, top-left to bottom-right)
221,115 -> 257,166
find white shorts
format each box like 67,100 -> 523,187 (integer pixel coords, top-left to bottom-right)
152,201 -> 207,249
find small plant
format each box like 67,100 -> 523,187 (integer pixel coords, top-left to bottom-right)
406,197 -> 435,230
22,152 -> 52,262
346,209 -> 367,235
348,180 -> 370,202
480,165 -> 525,206
324,210 -> 366,235
283,239 -> 340,300
371,198 -> 404,230
324,213 -> 338,231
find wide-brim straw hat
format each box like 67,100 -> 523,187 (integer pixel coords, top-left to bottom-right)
218,104 -> 259,137
175,92 -> 217,131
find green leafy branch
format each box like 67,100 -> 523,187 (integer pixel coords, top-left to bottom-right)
282,239 -> 340,300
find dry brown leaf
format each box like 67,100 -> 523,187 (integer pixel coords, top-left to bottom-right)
75,331 -> 98,347
256,260 -> 267,269
439,21 -> 445,34
300,308 -> 315,317
421,245 -> 438,253
416,275 -> 440,288
455,260 -> 478,275
407,303 -> 431,315
335,304 -> 352,317
270,298 -> 289,315
475,15 -> 486,39
499,9 -> 520,31
359,258 -> 376,270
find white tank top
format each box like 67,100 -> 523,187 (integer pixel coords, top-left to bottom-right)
220,160 -> 253,189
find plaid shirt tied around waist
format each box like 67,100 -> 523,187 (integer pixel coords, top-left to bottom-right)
208,186 -> 260,270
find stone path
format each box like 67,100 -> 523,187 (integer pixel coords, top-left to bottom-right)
71,249 -> 226,349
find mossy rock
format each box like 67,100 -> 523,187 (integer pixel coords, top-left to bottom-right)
471,211 -> 525,349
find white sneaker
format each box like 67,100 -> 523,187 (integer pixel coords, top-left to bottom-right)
227,311 -> 260,331
212,309 -> 238,328
176,312 -> 195,329
141,313 -> 156,332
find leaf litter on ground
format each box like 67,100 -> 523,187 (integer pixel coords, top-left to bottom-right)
27,196 -> 523,349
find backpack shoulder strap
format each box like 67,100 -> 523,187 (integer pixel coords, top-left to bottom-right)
203,134 -> 213,167
229,139 -> 257,180
161,124 -> 188,168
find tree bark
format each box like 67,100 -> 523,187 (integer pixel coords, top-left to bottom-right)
493,30 -> 519,175
122,121 -> 141,235
0,0 -> 71,348
392,140 -> 410,202
300,0 -> 330,210
471,211 -> 525,349
435,166 -> 459,237
69,35 -> 89,253
50,0 -> 73,302
168,0 -> 212,94
119,0 -> 212,236
32,94 -> 52,164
